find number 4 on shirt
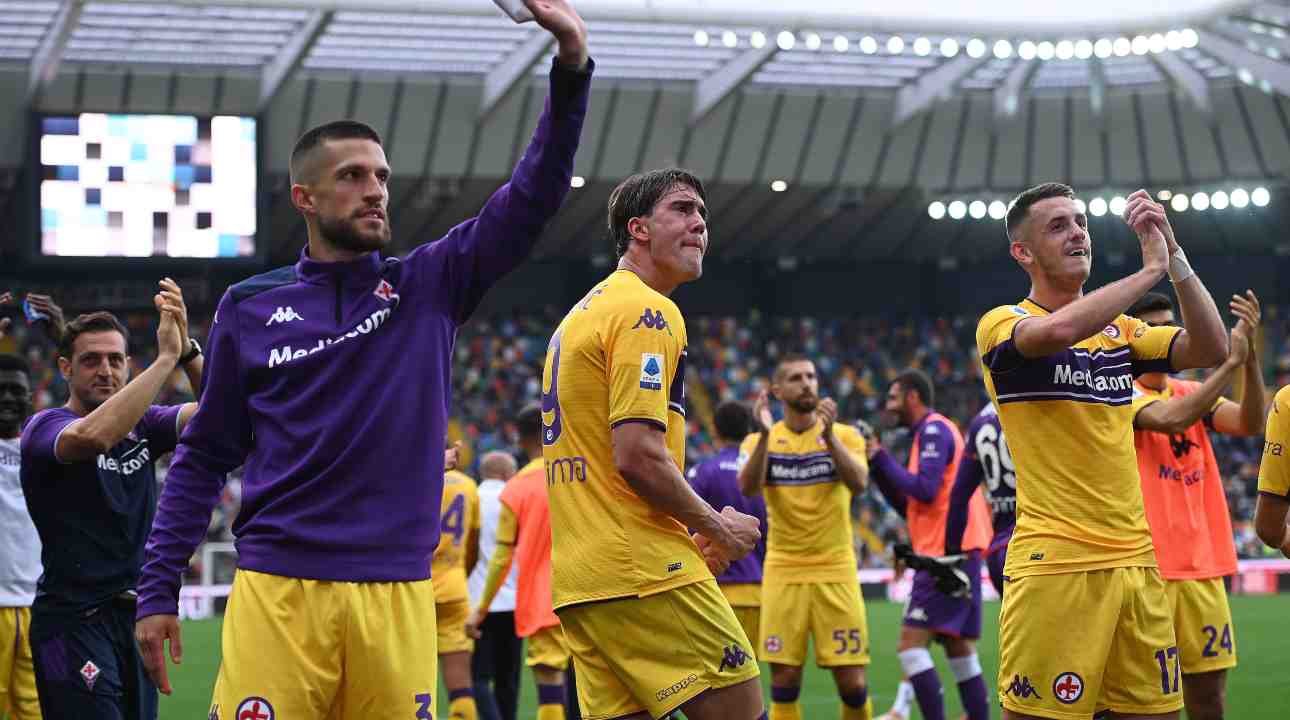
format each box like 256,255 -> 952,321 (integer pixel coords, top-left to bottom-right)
442,494 -> 466,545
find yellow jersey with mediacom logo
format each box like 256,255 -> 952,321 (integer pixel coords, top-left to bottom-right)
976,298 -> 1180,578
1258,385 -> 1290,498
737,420 -> 867,583
542,270 -> 711,610
431,469 -> 480,603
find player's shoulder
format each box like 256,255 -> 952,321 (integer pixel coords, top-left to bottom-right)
831,422 -> 863,442
228,265 -> 299,303
978,303 -> 1031,327
1273,385 -> 1290,413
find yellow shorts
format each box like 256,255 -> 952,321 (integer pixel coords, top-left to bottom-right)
436,599 -> 473,655
1164,577 -> 1237,674
759,580 -> 869,668
526,625 -> 571,671
719,583 -> 762,654
557,579 -> 759,720
210,569 -> 438,720
0,606 -> 40,720
998,567 -> 1184,719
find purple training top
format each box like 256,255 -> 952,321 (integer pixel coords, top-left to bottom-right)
136,58 -> 593,620
687,446 -> 767,585
946,403 -> 1016,556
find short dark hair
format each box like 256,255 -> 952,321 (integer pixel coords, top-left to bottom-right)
290,120 -> 383,184
1005,182 -> 1076,242
773,353 -> 813,383
516,403 -> 543,443
893,368 -> 934,407
59,311 -> 129,359
1127,291 -> 1175,320
607,168 -> 707,258
0,354 -> 30,379
713,400 -> 754,443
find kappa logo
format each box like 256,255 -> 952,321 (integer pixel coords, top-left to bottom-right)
632,308 -> 671,334
1102,324 -> 1121,339
765,635 -> 783,653
1005,674 -> 1042,700
1169,433 -> 1198,459
640,353 -> 665,390
265,306 -> 303,326
79,660 -> 100,690
1134,325 -> 1148,338
655,673 -> 698,702
236,697 -> 275,720
373,279 -> 399,303
719,644 -> 751,672
667,561 -> 683,572
1052,672 -> 1084,704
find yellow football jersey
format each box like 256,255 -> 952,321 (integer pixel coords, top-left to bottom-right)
976,298 -> 1180,578
737,420 -> 867,583
431,469 -> 480,603
542,270 -> 711,610
1258,385 -> 1290,497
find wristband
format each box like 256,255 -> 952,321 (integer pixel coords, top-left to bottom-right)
1167,247 -> 1194,284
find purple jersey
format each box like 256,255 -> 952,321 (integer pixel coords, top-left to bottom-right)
136,59 -> 593,621
686,446 -> 767,584
955,404 -> 1015,555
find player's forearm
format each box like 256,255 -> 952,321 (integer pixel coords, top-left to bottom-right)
1015,268 -> 1163,358
825,434 -> 867,493
867,451 -> 908,515
737,431 -> 770,496
1239,352 -> 1268,436
871,448 -> 938,503
181,355 -> 204,403
1171,274 -> 1228,369
622,453 -> 728,544
475,542 -> 515,615
60,354 -> 179,459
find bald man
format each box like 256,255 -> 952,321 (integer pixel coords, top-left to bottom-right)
470,451 -> 522,720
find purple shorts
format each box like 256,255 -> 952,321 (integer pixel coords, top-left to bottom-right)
903,550 -> 983,639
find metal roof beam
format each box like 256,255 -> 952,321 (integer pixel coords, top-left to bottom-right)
480,29 -> 552,119
259,9 -> 331,112
1199,27 -> 1290,96
28,0 -> 85,104
1089,56 -> 1107,118
1150,51 -> 1213,117
691,42 -> 777,125
1212,17 -> 1290,58
893,54 -> 985,127
993,59 -> 1037,123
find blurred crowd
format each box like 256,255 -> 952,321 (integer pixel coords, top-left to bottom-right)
4,299 -> 1288,574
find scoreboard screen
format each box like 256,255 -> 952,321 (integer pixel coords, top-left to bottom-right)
38,113 -> 257,258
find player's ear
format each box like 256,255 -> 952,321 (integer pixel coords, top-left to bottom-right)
627,216 -> 649,244
1009,240 -> 1032,266
291,183 -> 318,216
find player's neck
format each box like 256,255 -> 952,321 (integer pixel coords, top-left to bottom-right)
1027,278 -> 1083,311
783,408 -> 816,434
65,395 -> 92,418
1139,372 -> 1168,391
306,234 -> 369,264
907,406 -> 930,428
616,256 -> 679,296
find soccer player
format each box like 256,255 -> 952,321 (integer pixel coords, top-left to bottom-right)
1256,386 -> 1290,557
867,369 -> 992,720
435,462 -> 482,720
469,450 -> 520,720
945,401 -> 1015,595
20,285 -> 202,720
541,168 -> 764,720
738,355 -> 872,720
132,3 -> 591,714
978,184 -> 1227,720
468,404 -> 574,720
688,400 -> 768,651
1127,290 -> 1264,720
0,353 -> 40,720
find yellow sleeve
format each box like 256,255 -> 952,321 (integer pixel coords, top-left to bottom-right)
475,514 -> 517,614
495,503 -> 519,545
606,301 -> 684,430
1123,315 -> 1181,374
735,432 -> 760,473
1130,384 -> 1162,420
835,424 -> 868,473
976,306 -> 1030,373
1259,388 -> 1290,497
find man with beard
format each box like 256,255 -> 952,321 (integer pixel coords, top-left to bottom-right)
133,1 -> 593,715
738,355 -> 871,720
20,284 -> 199,720
867,369 -> 992,720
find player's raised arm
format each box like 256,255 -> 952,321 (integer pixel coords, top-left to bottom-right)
735,390 -> 773,496
1210,291 -> 1267,436
1134,312 -> 1255,435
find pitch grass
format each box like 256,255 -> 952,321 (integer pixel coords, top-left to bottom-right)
157,595 -> 1289,719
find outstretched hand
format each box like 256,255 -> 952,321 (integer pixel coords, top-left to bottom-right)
522,0 -> 588,68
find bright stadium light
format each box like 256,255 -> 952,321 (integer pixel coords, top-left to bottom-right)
1181,28 -> 1200,48
1238,68 -> 1255,85
1089,197 -> 1108,216
1037,41 -> 1055,60
888,35 -> 906,54
1211,190 -> 1229,209
914,37 -> 932,56
723,30 -> 738,47
969,200 -> 987,219
1075,39 -> 1093,59
948,200 -> 967,219
929,201 -> 947,219
1166,30 -> 1183,51
860,35 -> 878,54
1109,195 -> 1127,216
1252,187 -> 1271,206
941,38 -> 960,57
1171,193 -> 1189,211
771,180 -> 788,192
1074,198 -> 1087,214
994,40 -> 1013,59
805,32 -> 821,50
571,176 -> 586,188
1231,188 -> 1250,208
1191,191 -> 1210,211
777,31 -> 796,50
1148,33 -> 1166,53
1131,35 -> 1149,55
751,31 -> 767,48
1157,189 -> 1172,200
1018,41 -> 1037,60
833,35 -> 849,52
988,200 -> 1007,220
694,30 -> 710,46
1094,38 -> 1113,58
1056,40 -> 1074,59
1113,37 -> 1132,56
967,38 -> 987,58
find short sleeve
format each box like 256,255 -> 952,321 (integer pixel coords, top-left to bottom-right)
1259,389 -> 1290,498
20,409 -> 76,466
1124,315 -> 1182,375
835,424 -> 869,473
977,306 -> 1030,373
607,303 -> 683,431
1130,384 -> 1162,421
735,433 -> 760,473
141,404 -> 184,456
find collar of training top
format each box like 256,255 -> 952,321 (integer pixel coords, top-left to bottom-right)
295,246 -> 385,284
